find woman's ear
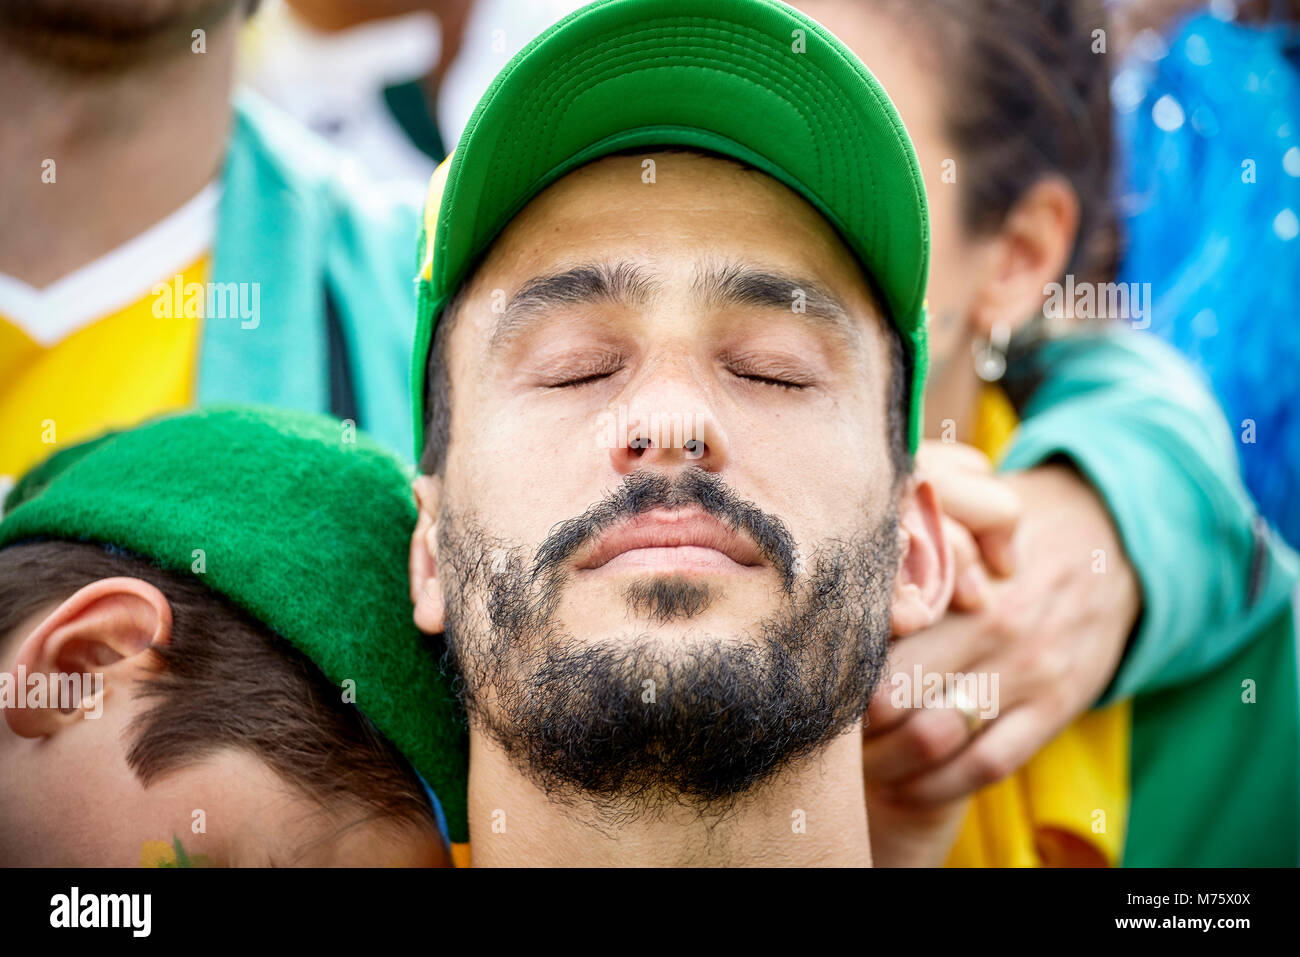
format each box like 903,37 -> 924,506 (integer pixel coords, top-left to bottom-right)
410,474 -> 446,635
891,478 -> 955,636
971,175 -> 1080,338
5,577 -> 172,739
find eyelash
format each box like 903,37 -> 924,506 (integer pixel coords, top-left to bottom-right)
725,355 -> 812,390
541,358 -> 812,390
543,356 -> 625,388
734,372 -> 808,390
552,370 -> 617,388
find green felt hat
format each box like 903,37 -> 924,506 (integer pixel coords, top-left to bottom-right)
0,406 -> 469,843
411,0 -> 930,463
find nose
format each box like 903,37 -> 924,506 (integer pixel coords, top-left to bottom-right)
606,366 -> 729,476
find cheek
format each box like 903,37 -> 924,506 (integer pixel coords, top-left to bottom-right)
445,358 -> 896,546
725,393 -> 894,531
446,394 -> 610,540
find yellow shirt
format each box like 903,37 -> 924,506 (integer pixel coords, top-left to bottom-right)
0,184 -> 216,494
944,386 -> 1131,867
0,257 -> 207,484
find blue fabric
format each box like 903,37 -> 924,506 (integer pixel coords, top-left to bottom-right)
416,769 -> 453,853
1114,13 -> 1300,547
204,91 -> 421,459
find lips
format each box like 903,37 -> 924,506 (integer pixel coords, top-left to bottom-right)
576,508 -> 765,574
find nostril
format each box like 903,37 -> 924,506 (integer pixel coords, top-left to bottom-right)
629,434 -> 652,452
683,438 -> 705,459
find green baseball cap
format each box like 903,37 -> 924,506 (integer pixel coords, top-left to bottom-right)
412,0 -> 930,464
0,406 -> 470,844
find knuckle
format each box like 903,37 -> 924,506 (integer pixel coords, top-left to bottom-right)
1017,644 -> 1070,688
971,747 -> 1015,786
907,715 -> 963,763
994,590 -> 1036,641
973,611 -> 1007,656
949,520 -> 978,557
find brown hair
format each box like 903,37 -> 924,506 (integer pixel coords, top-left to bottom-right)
0,540 -> 437,839
886,0 -> 1120,286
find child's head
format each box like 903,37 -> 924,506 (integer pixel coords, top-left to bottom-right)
0,406 -> 470,865
0,541 -> 443,866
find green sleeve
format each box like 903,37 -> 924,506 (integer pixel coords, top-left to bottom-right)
999,328 -> 1298,704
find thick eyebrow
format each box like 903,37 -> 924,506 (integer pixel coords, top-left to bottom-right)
487,259 -> 870,354
691,261 -> 862,341
489,262 -> 660,352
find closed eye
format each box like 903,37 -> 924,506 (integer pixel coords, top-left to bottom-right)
550,370 -> 619,388
722,351 -> 814,390
536,353 -> 625,388
734,372 -> 808,390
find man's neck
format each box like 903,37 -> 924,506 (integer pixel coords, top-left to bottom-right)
466,726 -> 872,867
0,13 -> 239,286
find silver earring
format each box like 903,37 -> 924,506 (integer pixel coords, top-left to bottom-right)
973,321 -> 1011,383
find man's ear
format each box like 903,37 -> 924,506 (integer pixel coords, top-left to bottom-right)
970,175 -> 1079,338
5,577 -> 172,739
891,478 -> 954,636
410,474 -> 446,635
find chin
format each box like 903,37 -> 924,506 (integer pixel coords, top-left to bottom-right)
570,569 -> 781,627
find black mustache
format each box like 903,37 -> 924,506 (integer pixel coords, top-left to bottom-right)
531,468 -> 798,590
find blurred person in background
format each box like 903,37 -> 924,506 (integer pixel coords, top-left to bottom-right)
798,0 -> 1300,865
1112,0 -> 1300,548
0,0 -> 419,497
241,0 -> 587,191
240,0 -> 470,191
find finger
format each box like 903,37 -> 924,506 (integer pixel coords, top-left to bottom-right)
885,706 -> 1044,807
862,706 -> 971,784
917,440 -> 994,476
864,618 -> 993,737
930,470 -> 1023,538
975,525 -> 1018,578
945,516 -> 990,611
865,665 -> 913,739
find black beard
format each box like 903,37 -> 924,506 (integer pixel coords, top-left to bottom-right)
436,468 -> 898,820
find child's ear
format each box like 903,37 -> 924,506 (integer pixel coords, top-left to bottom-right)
891,477 -> 955,636
410,474 -> 446,635
5,577 -> 172,739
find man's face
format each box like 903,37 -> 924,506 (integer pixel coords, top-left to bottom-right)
413,151 -> 917,810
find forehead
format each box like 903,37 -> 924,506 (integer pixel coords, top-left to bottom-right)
467,151 -> 872,298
